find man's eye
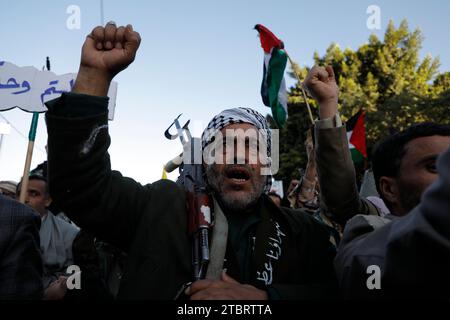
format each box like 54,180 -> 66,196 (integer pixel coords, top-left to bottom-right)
29,191 -> 39,197
426,163 -> 437,173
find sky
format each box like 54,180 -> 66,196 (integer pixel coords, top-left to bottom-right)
1,0 -> 450,184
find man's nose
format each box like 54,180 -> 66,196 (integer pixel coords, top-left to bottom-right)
233,146 -> 248,164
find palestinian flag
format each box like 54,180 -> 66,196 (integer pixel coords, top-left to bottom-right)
346,109 -> 367,163
254,24 -> 288,128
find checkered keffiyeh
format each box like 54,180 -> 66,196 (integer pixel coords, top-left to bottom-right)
201,107 -> 273,193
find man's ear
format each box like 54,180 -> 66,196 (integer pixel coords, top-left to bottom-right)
45,195 -> 53,208
378,176 -> 399,209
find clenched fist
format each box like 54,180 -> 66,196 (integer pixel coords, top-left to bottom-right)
303,66 -> 339,119
73,22 -> 141,97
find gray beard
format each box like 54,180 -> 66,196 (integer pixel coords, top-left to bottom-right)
205,165 -> 265,213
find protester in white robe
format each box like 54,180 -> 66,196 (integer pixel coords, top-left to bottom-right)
18,175 -> 79,290
40,210 -> 79,287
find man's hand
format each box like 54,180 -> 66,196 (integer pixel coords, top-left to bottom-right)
43,276 -> 68,300
287,179 -> 300,195
303,65 -> 339,119
73,22 -> 141,97
186,271 -> 268,300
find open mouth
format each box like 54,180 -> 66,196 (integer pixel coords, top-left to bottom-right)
225,166 -> 251,183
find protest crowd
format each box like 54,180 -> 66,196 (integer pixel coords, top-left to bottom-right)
1,22 -> 450,301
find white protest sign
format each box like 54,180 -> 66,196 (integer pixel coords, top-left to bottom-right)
0,61 -> 117,120
0,122 -> 11,135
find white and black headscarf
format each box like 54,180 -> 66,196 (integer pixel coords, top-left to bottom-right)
201,107 -> 272,193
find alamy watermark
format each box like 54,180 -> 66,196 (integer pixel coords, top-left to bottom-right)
366,265 -> 381,290
66,5 -> 81,30
66,265 -> 81,290
366,5 -> 381,30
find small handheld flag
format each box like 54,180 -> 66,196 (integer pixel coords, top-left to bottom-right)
346,109 -> 367,163
255,24 -> 288,128
254,24 -> 314,127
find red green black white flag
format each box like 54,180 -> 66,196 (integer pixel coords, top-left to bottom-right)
346,109 -> 367,163
254,24 -> 288,128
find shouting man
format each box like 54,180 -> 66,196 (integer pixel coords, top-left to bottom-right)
45,22 -> 337,300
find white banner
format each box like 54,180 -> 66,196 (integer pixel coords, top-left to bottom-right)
0,61 -> 117,120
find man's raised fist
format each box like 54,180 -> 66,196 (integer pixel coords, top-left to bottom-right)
80,22 -> 141,80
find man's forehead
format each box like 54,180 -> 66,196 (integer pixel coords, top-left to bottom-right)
27,179 -> 47,190
403,135 -> 450,163
220,122 -> 258,132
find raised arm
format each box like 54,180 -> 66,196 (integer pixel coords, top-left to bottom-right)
45,23 -> 149,251
303,66 -> 381,223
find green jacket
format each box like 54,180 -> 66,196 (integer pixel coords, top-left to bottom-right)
45,93 -> 337,300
